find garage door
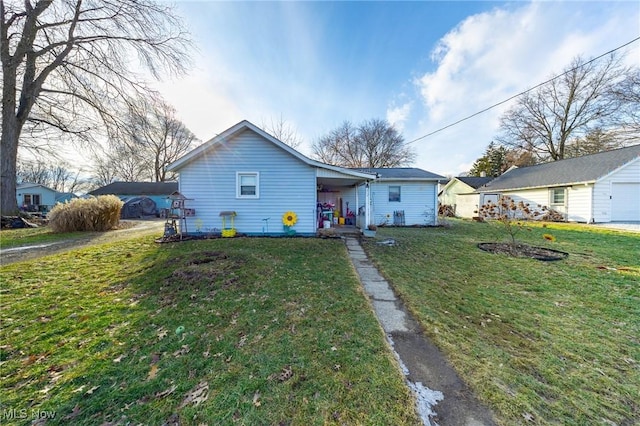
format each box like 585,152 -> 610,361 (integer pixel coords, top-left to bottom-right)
611,183 -> 640,221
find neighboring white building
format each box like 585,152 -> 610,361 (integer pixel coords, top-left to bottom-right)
439,176 -> 494,218
166,120 -> 444,235
476,144 -> 640,223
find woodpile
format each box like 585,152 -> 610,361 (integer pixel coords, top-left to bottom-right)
1,216 -> 40,229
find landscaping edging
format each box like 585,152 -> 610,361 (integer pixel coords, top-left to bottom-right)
477,242 -> 568,261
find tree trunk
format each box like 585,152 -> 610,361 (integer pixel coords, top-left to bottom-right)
1,44 -> 24,215
1,122 -> 20,215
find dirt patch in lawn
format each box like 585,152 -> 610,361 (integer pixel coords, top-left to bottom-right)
478,242 -> 568,261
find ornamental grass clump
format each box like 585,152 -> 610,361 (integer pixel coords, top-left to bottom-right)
48,195 -> 123,232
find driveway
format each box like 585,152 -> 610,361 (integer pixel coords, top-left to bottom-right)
0,220 -> 165,265
591,222 -> 640,233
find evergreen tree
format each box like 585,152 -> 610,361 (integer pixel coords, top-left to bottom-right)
469,142 -> 508,177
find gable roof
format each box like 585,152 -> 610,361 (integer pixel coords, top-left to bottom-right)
479,144 -> 640,192
439,176 -> 494,196
167,120 -> 375,180
17,182 -> 57,193
351,167 -> 445,181
89,181 -> 178,196
457,176 -> 494,189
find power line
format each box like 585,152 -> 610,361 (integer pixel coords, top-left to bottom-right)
406,36 -> 640,145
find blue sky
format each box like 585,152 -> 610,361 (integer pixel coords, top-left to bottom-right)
156,1 -> 640,176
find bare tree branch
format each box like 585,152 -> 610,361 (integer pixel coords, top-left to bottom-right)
498,53 -> 636,161
1,0 -> 193,214
312,119 -> 415,168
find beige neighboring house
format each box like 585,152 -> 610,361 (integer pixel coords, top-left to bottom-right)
439,176 -> 494,218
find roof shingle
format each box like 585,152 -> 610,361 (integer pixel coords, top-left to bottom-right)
350,167 -> 445,180
479,144 -> 640,191
89,181 -> 178,196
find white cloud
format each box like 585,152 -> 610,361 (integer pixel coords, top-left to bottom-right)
409,1 -> 640,177
386,102 -> 413,132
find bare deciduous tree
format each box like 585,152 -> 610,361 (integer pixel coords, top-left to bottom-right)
610,68 -> 640,140
261,115 -> 303,149
16,158 -> 83,192
498,54 -> 634,162
312,118 -> 415,168
124,95 -> 197,182
1,0 -> 191,214
90,144 -> 150,187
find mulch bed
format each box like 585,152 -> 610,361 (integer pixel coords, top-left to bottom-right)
478,242 -> 568,261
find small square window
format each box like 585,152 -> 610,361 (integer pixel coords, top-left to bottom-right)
237,172 -> 259,198
389,185 -> 401,202
550,188 -> 565,205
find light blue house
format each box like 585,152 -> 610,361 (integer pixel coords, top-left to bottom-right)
353,168 -> 444,227
167,120 -> 444,235
88,181 -> 178,211
16,183 -> 58,212
16,183 -> 78,213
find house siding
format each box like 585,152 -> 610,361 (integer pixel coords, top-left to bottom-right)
178,129 -> 317,234
369,181 -> 438,226
488,188 -> 550,219
440,180 -> 468,206
456,193 -> 482,218
439,180 -> 480,218
566,185 -> 593,222
16,185 -> 57,209
593,158 -> 640,223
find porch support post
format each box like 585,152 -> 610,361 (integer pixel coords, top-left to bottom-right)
434,181 -> 439,225
355,184 -> 359,228
365,181 -> 371,228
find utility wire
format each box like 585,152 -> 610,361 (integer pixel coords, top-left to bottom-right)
406,36 -> 640,145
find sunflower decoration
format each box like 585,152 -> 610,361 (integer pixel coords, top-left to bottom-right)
282,211 -> 298,227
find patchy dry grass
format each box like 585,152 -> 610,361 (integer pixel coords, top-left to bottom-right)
363,220 -> 639,425
1,237 -> 419,425
0,227 -> 82,250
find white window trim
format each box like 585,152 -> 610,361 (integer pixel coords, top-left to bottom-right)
549,187 -> 566,206
389,185 -> 401,202
236,172 -> 260,199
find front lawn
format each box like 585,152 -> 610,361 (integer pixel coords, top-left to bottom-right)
362,220 -> 639,425
0,237 -> 419,425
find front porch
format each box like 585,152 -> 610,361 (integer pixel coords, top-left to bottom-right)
317,224 -> 361,237
316,168 -> 375,232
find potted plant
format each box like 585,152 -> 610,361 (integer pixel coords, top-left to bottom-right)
362,224 -> 377,237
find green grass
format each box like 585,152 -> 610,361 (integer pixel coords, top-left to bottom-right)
0,227 -> 83,250
362,220 -> 640,425
0,237 -> 419,425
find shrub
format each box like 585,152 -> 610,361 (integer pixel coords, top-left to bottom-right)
477,195 -> 536,245
48,195 -> 123,232
438,204 -> 456,217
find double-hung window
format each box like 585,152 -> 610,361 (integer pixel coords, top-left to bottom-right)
549,187 -> 566,207
389,185 -> 401,202
23,194 -> 41,205
237,172 -> 259,199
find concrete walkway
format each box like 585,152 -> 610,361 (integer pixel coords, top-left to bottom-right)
345,236 -> 496,426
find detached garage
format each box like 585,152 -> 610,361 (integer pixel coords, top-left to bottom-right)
611,183 -> 640,221
477,144 -> 640,223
